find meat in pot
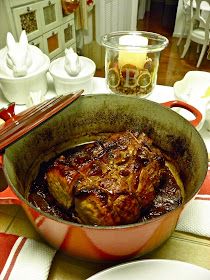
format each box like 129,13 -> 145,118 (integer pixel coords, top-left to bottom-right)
28,131 -> 184,226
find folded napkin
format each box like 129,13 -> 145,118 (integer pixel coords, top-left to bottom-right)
0,233 -> 56,280
176,163 -> 210,237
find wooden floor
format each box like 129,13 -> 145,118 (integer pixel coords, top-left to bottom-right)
96,2 -> 210,87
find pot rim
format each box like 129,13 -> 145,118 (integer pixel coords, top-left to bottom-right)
3,94 -> 208,229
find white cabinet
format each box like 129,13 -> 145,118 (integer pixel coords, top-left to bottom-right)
61,19 -> 76,49
43,26 -> 63,59
1,0 -> 76,59
30,35 -> 44,50
12,2 -> 43,41
39,0 -> 62,33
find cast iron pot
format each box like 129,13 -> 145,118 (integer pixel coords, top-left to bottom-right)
0,94 -> 208,262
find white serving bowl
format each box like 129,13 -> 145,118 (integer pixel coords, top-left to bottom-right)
0,54 -> 50,105
174,71 -> 210,131
49,56 -> 96,96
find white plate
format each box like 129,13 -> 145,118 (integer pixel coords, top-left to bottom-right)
87,259 -> 210,280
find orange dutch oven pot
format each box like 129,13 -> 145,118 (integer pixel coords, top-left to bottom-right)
0,93 -> 208,262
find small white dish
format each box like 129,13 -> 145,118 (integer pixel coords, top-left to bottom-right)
174,71 -> 210,131
49,56 -> 96,96
87,259 -> 210,280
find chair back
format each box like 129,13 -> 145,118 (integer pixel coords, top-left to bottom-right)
189,0 -> 210,42
181,0 -> 210,66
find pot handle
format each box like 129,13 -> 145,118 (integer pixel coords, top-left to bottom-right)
0,155 -> 21,205
162,100 -> 202,127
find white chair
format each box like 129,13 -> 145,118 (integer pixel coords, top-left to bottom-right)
181,0 -> 210,67
177,0 -> 191,46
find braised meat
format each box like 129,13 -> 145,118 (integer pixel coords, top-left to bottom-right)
37,131 -> 183,226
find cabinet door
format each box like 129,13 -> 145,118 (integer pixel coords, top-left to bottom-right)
39,0 -> 62,33
29,36 -> 44,53
43,26 -> 63,59
9,0 -> 38,8
61,19 -> 76,50
12,2 -> 42,41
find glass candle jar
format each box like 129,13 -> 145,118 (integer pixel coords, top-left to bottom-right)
101,31 -> 168,97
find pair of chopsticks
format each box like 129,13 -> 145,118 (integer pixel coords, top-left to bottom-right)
0,90 -> 83,151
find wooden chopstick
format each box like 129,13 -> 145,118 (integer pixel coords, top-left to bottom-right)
0,90 -> 83,151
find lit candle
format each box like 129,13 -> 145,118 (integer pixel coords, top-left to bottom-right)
118,35 -> 148,69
